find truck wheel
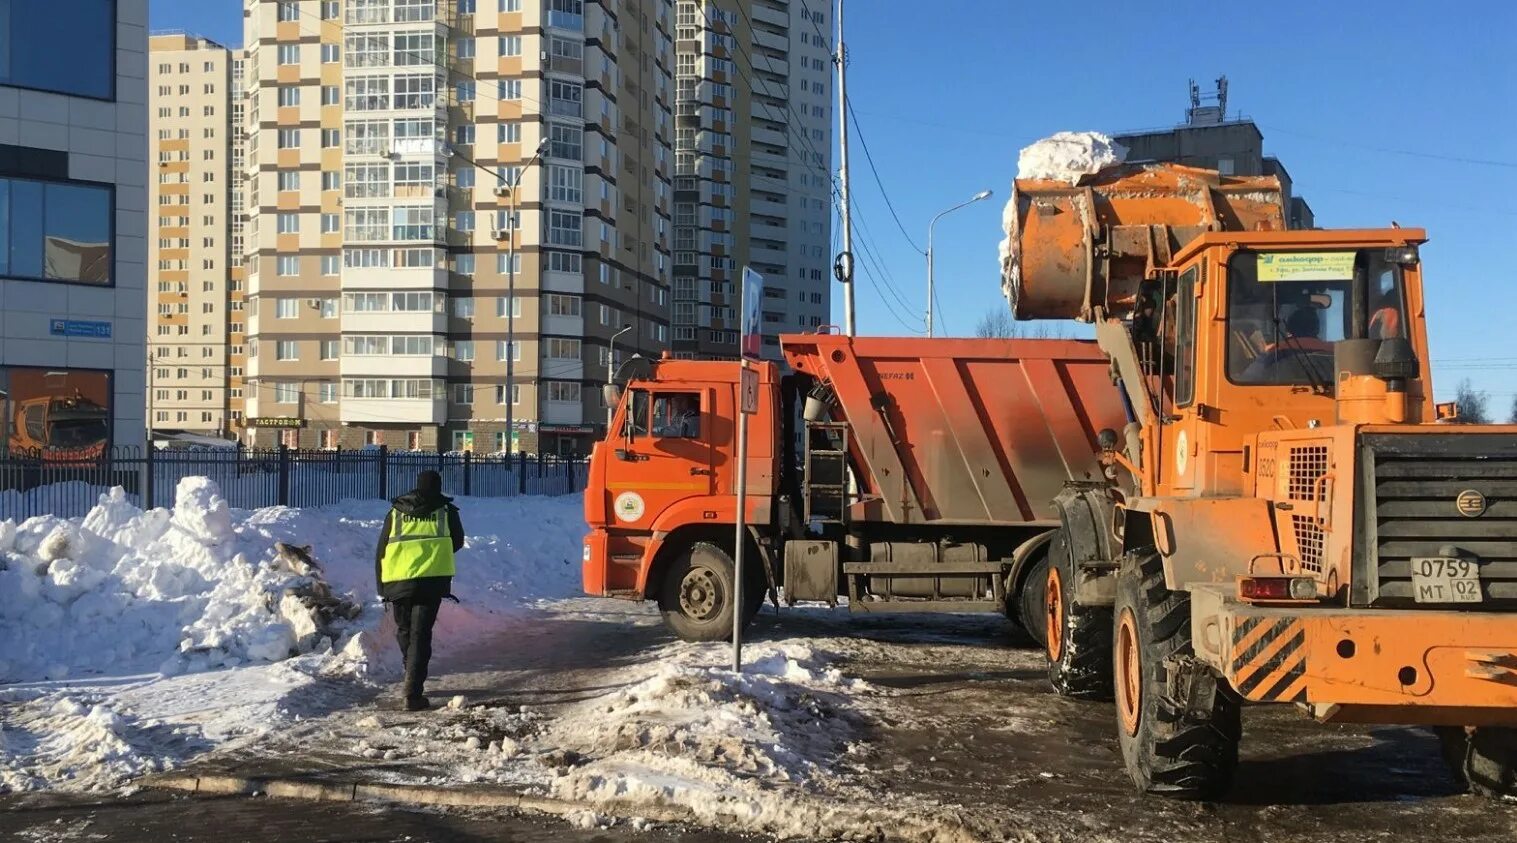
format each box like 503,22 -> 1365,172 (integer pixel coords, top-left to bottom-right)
1438,726 -> 1517,799
1114,551 -> 1239,800
658,541 -> 761,643
1015,554 -> 1049,649
1044,531 -> 1113,700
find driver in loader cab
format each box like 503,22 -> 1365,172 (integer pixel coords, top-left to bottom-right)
1243,305 -> 1332,382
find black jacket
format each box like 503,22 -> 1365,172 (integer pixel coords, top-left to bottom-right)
375,490 -> 465,602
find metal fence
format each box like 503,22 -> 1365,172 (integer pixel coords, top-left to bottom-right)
0,446 -> 589,521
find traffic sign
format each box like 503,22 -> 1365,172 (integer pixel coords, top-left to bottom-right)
739,365 -> 758,415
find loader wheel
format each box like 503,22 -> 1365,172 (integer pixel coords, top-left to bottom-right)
658,542 -> 761,643
1044,531 -> 1112,700
1438,726 -> 1517,799
1113,551 -> 1240,800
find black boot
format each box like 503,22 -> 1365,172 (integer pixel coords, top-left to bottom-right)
404,695 -> 431,712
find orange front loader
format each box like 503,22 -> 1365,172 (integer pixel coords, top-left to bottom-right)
999,162 -> 1517,799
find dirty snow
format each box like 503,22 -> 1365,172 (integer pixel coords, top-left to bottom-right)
998,131 -> 1128,314
0,477 -> 585,792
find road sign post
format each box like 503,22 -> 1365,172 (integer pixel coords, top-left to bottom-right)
733,268 -> 763,672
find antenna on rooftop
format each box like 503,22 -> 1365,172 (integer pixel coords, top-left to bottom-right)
1186,75 -> 1229,126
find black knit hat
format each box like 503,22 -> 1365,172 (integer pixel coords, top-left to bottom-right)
416,470 -> 442,495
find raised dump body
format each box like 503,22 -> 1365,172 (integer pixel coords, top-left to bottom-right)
781,333 -> 1128,526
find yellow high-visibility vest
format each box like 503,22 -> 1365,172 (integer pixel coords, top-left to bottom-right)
379,507 -> 456,583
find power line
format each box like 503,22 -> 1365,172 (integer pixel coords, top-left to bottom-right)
1260,124 -> 1517,170
846,98 -> 923,254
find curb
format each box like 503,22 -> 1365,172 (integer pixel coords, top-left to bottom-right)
147,773 -> 698,826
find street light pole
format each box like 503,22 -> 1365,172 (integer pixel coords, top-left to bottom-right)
925,189 -> 993,337
496,140 -> 548,453
606,324 -> 632,426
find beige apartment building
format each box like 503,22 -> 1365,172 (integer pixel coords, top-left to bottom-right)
148,34 -> 248,438
239,0 -> 673,455
671,0 -> 831,360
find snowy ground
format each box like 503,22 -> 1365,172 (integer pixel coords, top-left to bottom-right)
0,479 -> 585,793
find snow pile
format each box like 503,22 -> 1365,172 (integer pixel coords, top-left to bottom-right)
997,131 -> 1128,314
0,480 -> 588,792
0,479 -> 360,683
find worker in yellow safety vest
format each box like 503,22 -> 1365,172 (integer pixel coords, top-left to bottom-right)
375,470 -> 465,711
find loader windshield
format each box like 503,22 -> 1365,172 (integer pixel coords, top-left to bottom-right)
1227,249 -> 1407,386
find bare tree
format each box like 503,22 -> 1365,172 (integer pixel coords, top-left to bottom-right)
1453,378 -> 1490,424
974,309 -> 1070,340
1509,394 -> 1517,424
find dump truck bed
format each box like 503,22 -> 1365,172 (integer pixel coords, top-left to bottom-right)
782,333 -> 1127,526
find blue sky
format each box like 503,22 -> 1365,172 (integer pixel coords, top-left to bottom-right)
151,0 -> 1517,413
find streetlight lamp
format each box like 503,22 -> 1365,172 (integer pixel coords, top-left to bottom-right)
606,324 -> 632,426
449,138 -> 548,452
925,189 -> 993,337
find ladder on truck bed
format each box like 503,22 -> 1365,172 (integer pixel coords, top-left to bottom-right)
802,421 -> 850,525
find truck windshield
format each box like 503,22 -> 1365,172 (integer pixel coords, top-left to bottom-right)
1227,249 -> 1407,385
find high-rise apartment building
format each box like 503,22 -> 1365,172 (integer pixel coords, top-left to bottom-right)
671,0 -> 831,360
0,0 -> 148,456
240,0 -> 673,456
148,34 -> 247,438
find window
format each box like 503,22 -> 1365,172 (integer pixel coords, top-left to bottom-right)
500,0 -> 521,10
457,37 -> 475,59
455,340 -> 475,361
548,124 -> 582,160
322,43 -> 340,64
545,294 -> 581,316
277,44 -> 300,65
321,213 -> 340,234
455,211 -> 475,232
454,125 -> 476,146
392,206 -> 435,241
546,382 -> 581,403
547,165 -> 582,203
393,74 -> 436,109
277,86 -> 301,108
276,298 -> 299,319
453,297 -> 475,318
452,429 -> 475,451
319,383 -> 339,403
0,176 -> 113,284
545,338 -> 580,359
277,170 -> 300,192
321,340 -> 339,360
547,210 -> 582,247
277,213 -> 299,234
345,76 -> 389,111
277,128 -> 301,148
498,252 -> 522,275
454,385 -> 475,405
548,79 -> 582,117
275,383 -> 300,403
497,296 -> 522,318
277,1 -> 299,21
321,1 -> 340,19
319,298 -> 338,318
499,122 -> 521,144
499,35 -> 522,56
322,85 -> 340,106
651,393 -> 700,437
277,256 -> 300,276
499,79 -> 522,100
497,341 -> 520,362
322,128 -> 341,148
0,0 -> 113,98
454,253 -> 476,274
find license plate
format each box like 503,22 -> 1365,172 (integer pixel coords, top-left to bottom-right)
1411,557 -> 1483,604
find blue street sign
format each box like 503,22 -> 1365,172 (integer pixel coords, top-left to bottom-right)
49,319 -> 113,339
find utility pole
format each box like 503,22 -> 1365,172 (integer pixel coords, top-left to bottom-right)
835,0 -> 855,336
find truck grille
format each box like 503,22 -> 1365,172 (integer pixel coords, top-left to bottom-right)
1360,433 -> 1517,608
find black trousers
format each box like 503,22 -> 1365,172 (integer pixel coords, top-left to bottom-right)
391,595 -> 442,699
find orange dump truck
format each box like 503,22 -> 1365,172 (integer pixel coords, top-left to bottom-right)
585,161 -> 1517,800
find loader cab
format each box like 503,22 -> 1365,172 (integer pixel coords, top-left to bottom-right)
1141,231 -> 1432,497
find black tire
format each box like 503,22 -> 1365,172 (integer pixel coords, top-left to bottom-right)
1113,551 -> 1240,800
1015,553 -> 1049,649
1438,726 -> 1517,799
1044,531 -> 1113,700
657,541 -> 762,642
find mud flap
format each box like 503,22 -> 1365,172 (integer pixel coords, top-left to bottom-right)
747,526 -> 782,611
1053,483 -> 1120,607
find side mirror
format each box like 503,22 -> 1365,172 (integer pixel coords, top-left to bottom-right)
1097,428 -> 1119,452
603,383 -> 622,408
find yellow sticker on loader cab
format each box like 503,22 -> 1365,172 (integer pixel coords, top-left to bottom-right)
1257,251 -> 1356,282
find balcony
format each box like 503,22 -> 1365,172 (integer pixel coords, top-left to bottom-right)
340,353 -> 447,379
541,400 -> 584,426
341,397 -> 446,425
546,10 -> 584,31
340,308 -> 448,335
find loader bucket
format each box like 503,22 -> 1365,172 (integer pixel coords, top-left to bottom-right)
1001,163 -> 1287,321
